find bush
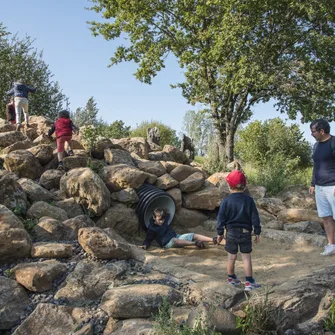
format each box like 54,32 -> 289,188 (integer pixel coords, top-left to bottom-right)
130,120 -> 180,147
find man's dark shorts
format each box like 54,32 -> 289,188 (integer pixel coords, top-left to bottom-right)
225,228 -> 252,254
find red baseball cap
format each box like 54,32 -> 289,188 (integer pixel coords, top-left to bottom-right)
225,170 -> 246,188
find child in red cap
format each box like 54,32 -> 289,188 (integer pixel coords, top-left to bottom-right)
216,170 -> 261,291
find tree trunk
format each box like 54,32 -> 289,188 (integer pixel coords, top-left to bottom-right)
225,131 -> 234,162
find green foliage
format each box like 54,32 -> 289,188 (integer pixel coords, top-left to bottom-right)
130,120 -> 180,147
153,298 -> 220,335
100,120 -> 131,139
0,22 -> 68,120
81,125 -> 102,156
183,109 -> 213,156
236,290 -> 278,335
88,0 -> 335,161
3,268 -> 14,278
235,118 -> 312,169
244,164 -> 312,196
72,97 -> 101,128
21,218 -> 38,236
324,298 -> 335,332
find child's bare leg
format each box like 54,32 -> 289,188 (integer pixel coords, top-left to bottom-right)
193,234 -> 214,242
173,238 -> 195,247
241,253 -> 253,277
58,152 -> 64,162
227,253 -> 237,276
67,140 -> 73,151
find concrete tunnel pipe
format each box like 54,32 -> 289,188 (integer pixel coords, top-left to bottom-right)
136,184 -> 176,230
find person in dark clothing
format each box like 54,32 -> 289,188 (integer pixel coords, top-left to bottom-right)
47,110 -> 78,170
6,97 -> 16,124
216,170 -> 261,291
142,208 -> 216,249
7,80 -> 36,131
309,119 -> 335,256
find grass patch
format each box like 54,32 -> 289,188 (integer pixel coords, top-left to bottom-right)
153,298 -> 220,335
21,218 -> 38,236
324,298 -> 335,332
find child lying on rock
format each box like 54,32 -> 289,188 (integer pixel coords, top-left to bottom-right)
142,207 -> 218,250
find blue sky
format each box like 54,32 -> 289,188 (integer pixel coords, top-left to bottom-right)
0,0 -> 325,143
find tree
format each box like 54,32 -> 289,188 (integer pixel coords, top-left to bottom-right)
88,0 -> 335,162
0,23 -> 68,120
72,97 -> 100,127
183,109 -> 213,156
130,120 -> 180,147
101,120 -> 131,138
235,118 -> 312,169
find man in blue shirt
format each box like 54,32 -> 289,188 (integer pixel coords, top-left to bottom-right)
309,119 -> 335,256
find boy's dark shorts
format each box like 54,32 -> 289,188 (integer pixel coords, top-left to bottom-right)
225,228 -> 252,254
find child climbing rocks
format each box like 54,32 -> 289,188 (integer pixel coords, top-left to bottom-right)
47,110 -> 78,170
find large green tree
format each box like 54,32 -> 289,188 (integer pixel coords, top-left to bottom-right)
72,97 -> 101,127
88,0 -> 335,162
0,23 -> 68,120
183,109 -> 213,156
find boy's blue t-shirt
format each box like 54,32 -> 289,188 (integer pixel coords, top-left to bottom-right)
217,192 -> 261,236
143,214 -> 176,247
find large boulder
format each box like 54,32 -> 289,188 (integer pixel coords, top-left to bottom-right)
155,173 -> 179,190
0,173 -> 28,213
277,208 -> 323,224
13,260 -> 67,292
108,319 -> 155,335
112,137 -> 149,159
99,164 -> 147,192
0,228 -> 32,263
170,165 -> 201,182
0,122 -> 15,133
11,303 -> 91,335
136,160 -> 166,176
78,227 -> 132,260
34,216 -> 66,241
31,242 -> 73,258
256,198 -> 286,215
56,198 -> 84,218
0,204 -> 24,230
172,208 -> 208,228
0,277 -> 30,330
166,188 -> 182,210
60,168 -> 111,216
111,188 -> 139,204
28,115 -> 54,136
160,161 -> 183,173
148,151 -> 174,161
96,203 -> 139,236
277,185 -> 316,210
4,149 -> 43,179
163,145 -> 187,163
28,144 -> 54,165
0,131 -> 27,148
100,284 -> 182,318
62,215 -> 94,240
179,172 -> 205,193
63,155 -> 88,170
39,169 -> 65,190
18,178 -> 57,203
182,184 -> 224,210
104,148 -> 134,166
91,138 -> 121,160
54,260 -> 128,305
2,139 -> 33,154
27,201 -> 68,221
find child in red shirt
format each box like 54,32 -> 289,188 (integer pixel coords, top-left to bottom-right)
47,110 -> 78,170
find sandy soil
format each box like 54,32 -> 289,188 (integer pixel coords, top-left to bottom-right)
140,226 -> 335,286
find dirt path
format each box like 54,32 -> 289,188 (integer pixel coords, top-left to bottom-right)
141,226 -> 335,286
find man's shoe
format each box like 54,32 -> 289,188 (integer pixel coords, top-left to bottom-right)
244,281 -> 261,291
226,277 -> 241,287
320,244 -> 335,256
16,124 -> 21,131
67,150 -> 74,156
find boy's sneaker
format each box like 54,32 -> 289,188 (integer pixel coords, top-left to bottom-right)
320,244 -> 335,256
244,281 -> 261,291
195,240 -> 205,249
226,277 -> 241,286
212,236 -> 218,245
57,162 -> 64,171
67,150 -> 74,156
